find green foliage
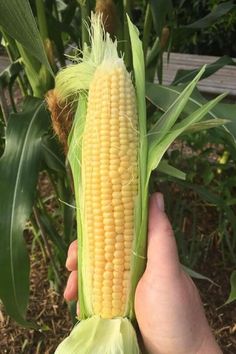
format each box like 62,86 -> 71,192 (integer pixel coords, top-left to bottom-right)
162,125 -> 236,269
0,0 -> 51,70
172,0 -> 236,56
0,97 -> 50,326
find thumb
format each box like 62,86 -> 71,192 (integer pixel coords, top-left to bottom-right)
145,193 -> 181,282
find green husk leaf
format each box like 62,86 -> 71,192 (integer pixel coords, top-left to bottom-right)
67,95 -> 89,318
55,317 -> 140,354
57,13 -> 148,353
126,15 -> 148,320
54,62 -> 94,100
55,13 -> 119,103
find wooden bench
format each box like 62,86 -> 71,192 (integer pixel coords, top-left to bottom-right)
162,52 -> 236,98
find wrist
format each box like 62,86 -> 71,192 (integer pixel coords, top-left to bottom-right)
196,333 -> 222,354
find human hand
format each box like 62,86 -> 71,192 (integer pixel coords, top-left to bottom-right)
64,193 -> 222,354
134,193 -> 221,354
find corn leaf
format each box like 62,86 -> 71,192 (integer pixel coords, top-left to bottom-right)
17,43 -> 53,97
173,55 -> 235,85
146,83 -> 236,142
173,93 -> 227,131
213,103 -> 236,143
184,1 -> 236,29
147,92 -> 226,176
158,160 -> 186,180
0,0 -> 52,75
182,265 -> 215,284
183,118 -> 229,134
0,97 -> 50,327
146,82 -> 218,118
148,66 -> 206,144
225,270 -> 236,305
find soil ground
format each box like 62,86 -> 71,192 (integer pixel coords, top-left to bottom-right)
0,215 -> 235,353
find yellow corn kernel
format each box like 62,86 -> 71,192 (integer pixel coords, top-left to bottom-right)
82,62 -> 138,318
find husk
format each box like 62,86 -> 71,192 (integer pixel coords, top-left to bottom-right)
57,13 -> 148,321
54,13 -> 148,353
55,317 -> 140,354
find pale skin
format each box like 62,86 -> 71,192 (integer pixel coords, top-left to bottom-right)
64,193 -> 222,354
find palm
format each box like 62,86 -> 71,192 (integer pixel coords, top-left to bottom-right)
135,270 -> 209,354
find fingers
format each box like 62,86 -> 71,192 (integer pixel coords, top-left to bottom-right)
145,193 -> 181,281
64,270 -> 78,301
64,240 -> 80,316
66,240 -> 78,271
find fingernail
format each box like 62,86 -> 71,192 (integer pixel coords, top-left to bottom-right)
156,193 -> 164,211
63,287 -> 68,300
64,282 -> 72,300
66,256 -> 73,270
65,258 -> 70,269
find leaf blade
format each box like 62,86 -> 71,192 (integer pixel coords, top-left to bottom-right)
225,270 -> 236,305
184,1 -> 236,29
0,97 -> 50,326
0,0 -> 52,74
173,55 -> 235,85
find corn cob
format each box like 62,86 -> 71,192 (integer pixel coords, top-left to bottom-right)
54,14 -> 147,354
83,63 -> 138,319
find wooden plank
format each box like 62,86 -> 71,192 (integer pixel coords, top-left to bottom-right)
162,52 -> 236,97
0,52 -> 235,96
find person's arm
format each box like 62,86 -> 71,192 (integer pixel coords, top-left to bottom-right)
64,193 -> 222,354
